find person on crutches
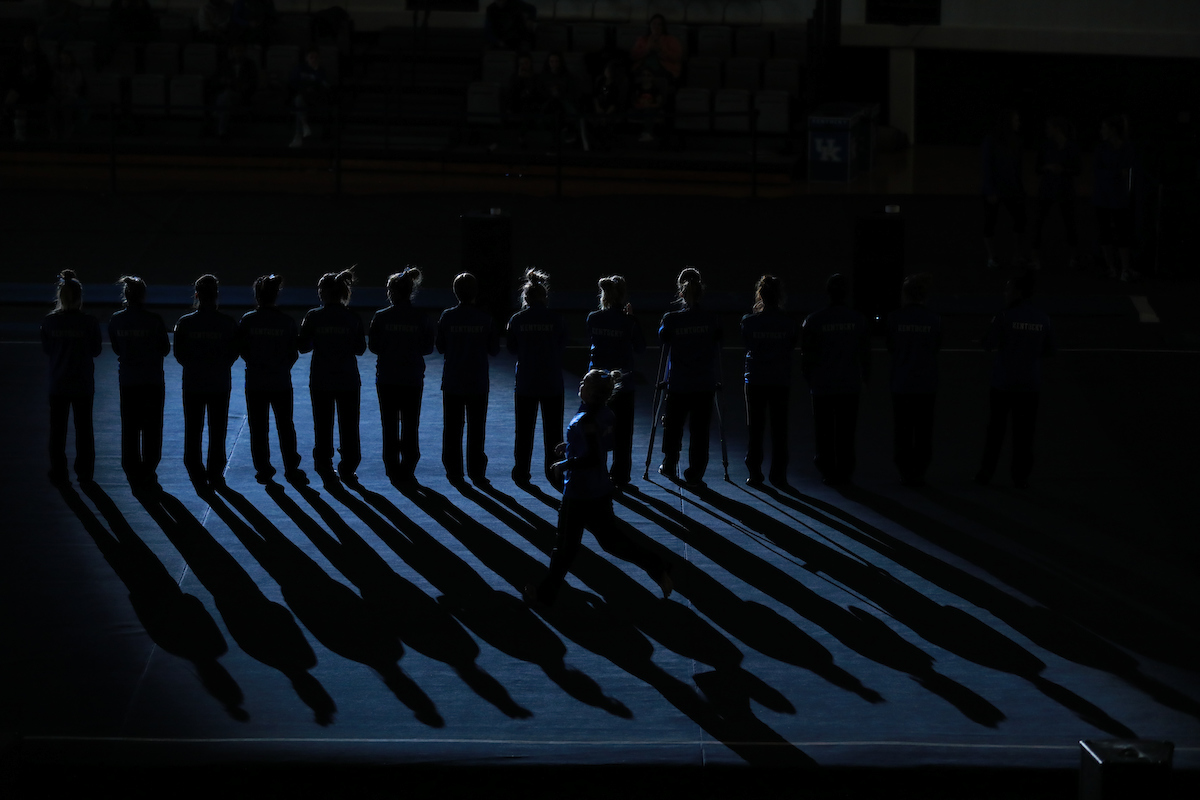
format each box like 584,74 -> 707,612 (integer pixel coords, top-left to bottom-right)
656,268 -> 722,489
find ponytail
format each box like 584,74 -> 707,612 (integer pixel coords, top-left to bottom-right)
753,274 -> 783,313
318,267 -> 356,307
54,269 -> 82,312
254,273 -> 283,308
520,267 -> 550,310
597,274 -> 627,310
117,275 -> 146,307
387,266 -> 423,304
675,267 -> 703,308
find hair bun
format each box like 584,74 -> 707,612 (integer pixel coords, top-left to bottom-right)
59,269 -> 77,282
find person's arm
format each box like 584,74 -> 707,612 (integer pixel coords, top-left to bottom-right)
297,310 -> 314,354
1041,318 -> 1057,359
799,318 -> 817,381
173,319 -> 188,365
367,311 -> 381,355
858,322 -> 871,385
435,311 -> 447,354
506,314 -> 519,355
285,317 -> 300,368
351,312 -> 366,357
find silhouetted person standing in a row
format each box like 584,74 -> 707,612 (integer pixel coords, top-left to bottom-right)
802,272 -> 870,486
369,267 -> 436,484
585,274 -> 644,490
886,273 -> 941,487
238,274 -> 305,485
976,271 -> 1056,489
438,272 -> 500,484
109,275 -> 170,490
658,267 -> 722,488
174,273 -> 239,488
42,269 -> 102,485
507,268 -> 566,485
740,274 -> 797,488
299,268 -> 365,485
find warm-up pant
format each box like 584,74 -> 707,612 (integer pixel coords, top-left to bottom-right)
311,386 -> 361,476
120,384 -> 165,484
443,391 -> 489,480
183,389 -> 231,479
378,383 -> 423,479
811,392 -> 859,483
661,390 -> 714,482
978,388 -> 1039,484
48,393 -> 94,480
892,392 -> 935,483
513,392 -> 564,482
246,388 -> 302,479
745,383 -> 790,482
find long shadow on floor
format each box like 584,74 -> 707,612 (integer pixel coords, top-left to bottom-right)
911,485 -> 1200,673
735,483 -> 1141,737
486,482 -> 871,711
61,482 -> 246,721
619,481 -> 1008,728
410,480 -> 816,766
343,481 -> 632,719
132,488 -> 336,725
800,484 -> 1200,724
207,483 -> 443,727
267,480 -> 531,720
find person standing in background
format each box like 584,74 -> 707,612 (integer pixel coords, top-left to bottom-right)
886,273 -> 942,487
41,269 -> 102,486
740,274 -> 797,489
174,273 -> 239,489
585,274 -> 644,491
801,273 -> 870,486
507,268 -> 566,486
238,274 -> 306,486
109,275 -> 170,491
299,268 -> 365,486
369,267 -> 436,485
982,109 -> 1028,270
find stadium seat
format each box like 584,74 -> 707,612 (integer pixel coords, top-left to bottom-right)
672,87 -> 710,131
695,26 -> 732,58
130,74 -> 167,116
753,89 -> 790,134
684,56 -> 721,90
713,88 -> 749,131
735,28 -> 771,59
724,57 -> 761,92
169,74 -> 205,118
144,42 -> 180,77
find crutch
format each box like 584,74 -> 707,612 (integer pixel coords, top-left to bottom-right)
642,343 -> 670,480
712,348 -> 730,482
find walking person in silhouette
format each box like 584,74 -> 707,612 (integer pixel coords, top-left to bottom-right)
109,275 -> 171,491
658,267 -> 722,489
174,274 -> 239,489
975,271 -> 1056,489
41,269 -> 102,485
506,268 -> 566,485
299,268 -> 365,485
886,273 -> 942,487
237,274 -> 306,485
585,274 -> 644,490
740,274 -> 798,488
801,273 -> 870,486
369,266 -> 436,485
526,369 -> 673,607
437,272 -> 500,484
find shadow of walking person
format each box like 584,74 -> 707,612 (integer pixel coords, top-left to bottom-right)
207,483 -> 443,727
271,480 -> 532,720
132,487 -> 336,725
65,481 -> 246,721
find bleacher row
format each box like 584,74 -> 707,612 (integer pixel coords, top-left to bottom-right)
468,23 -> 807,135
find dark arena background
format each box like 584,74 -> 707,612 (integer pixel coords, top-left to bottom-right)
1,1 -> 1199,797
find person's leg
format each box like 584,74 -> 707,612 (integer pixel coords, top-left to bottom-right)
833,392 -> 860,483
659,391 -> 686,472
48,394 -> 70,480
1010,391 -> 1040,486
892,392 -> 913,481
378,383 -> 401,476
466,392 -> 489,480
535,496 -> 588,605
512,393 -> 537,482
119,386 -> 143,483
310,388 -> 335,473
744,383 -> 766,482
182,390 -> 205,477
912,392 -> 936,482
73,393 -> 95,481
976,388 -> 1011,484
811,393 -> 835,481
144,384 -> 165,482
246,389 -> 274,479
335,386 -> 361,478
683,391 -> 713,483
207,389 -> 230,480
609,390 -> 635,486
398,384 -> 423,477
273,388 -> 302,473
540,392 -> 564,482
442,392 -> 465,479
766,384 -> 790,482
